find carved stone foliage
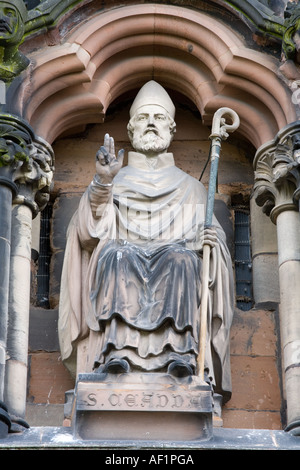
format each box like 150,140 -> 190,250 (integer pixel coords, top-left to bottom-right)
14,136 -> 54,216
0,114 -> 54,215
0,119 -> 31,197
0,122 -> 30,167
253,124 -> 300,222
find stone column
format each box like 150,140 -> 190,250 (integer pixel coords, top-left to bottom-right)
4,135 -> 54,421
253,121 -> 300,435
0,114 -> 54,436
0,115 -> 34,436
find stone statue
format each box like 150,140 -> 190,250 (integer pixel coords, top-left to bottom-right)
0,0 -> 29,82
59,81 -> 234,403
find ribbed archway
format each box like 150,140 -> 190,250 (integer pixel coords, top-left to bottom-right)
11,3 -> 296,147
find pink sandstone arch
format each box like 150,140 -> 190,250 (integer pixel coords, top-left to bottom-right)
14,3 -> 296,147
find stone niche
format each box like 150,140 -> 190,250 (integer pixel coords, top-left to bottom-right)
68,372 -> 213,442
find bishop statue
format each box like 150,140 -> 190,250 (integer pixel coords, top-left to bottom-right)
58,81 -> 234,403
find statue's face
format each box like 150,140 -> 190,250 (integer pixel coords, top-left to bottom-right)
130,105 -> 174,155
0,4 -> 20,45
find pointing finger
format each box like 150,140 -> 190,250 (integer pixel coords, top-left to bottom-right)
104,133 -> 110,150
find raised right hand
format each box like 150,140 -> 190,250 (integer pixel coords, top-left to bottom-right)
95,133 -> 124,184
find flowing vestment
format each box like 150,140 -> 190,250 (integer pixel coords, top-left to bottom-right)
58,152 -> 234,401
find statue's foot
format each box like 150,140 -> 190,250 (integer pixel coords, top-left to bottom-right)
102,358 -> 130,374
167,360 -> 194,377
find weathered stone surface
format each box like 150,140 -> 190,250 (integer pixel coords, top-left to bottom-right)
28,352 -> 74,405
223,308 -> 282,430
71,373 -> 213,441
26,403 -> 65,427
228,355 -> 281,411
26,309 -> 283,430
29,307 -> 59,352
230,309 -> 278,357
252,254 -> 280,305
0,0 -> 29,83
3,425 -> 300,450
222,409 -> 282,430
49,194 -> 81,307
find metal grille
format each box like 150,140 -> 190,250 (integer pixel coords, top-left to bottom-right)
234,210 -> 253,311
36,205 -> 52,308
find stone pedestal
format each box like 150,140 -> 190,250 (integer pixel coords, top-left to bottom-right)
69,373 -> 213,442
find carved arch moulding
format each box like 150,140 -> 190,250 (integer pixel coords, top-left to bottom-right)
8,3 -> 297,148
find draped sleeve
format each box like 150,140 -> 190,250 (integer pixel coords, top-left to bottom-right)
58,179 -> 116,376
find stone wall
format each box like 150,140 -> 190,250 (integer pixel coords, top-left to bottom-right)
26,96 -> 284,430
224,308 -> 282,429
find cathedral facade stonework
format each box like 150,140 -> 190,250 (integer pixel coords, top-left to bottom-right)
1,0 -> 300,448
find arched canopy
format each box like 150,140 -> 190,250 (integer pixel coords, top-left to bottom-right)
11,3 -> 296,147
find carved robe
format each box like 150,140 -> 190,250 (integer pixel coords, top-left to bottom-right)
58,151 -> 234,401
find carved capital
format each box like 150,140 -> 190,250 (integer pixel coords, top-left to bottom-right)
0,114 -> 54,215
0,114 -> 33,196
14,135 -> 54,217
253,122 -> 300,223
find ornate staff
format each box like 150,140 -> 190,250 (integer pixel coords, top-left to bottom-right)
197,107 -> 240,380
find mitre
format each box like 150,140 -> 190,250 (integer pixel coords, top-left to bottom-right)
129,81 -> 175,119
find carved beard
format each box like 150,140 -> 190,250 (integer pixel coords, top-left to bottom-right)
132,131 -> 171,154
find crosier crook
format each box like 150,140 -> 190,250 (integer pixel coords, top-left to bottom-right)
197,107 -> 240,380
